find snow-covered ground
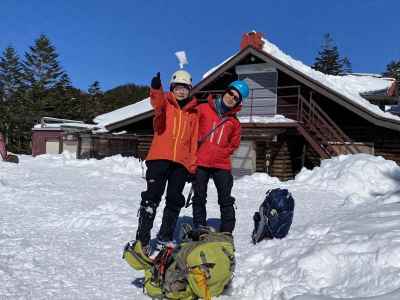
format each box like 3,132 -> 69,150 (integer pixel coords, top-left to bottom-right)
1,153 -> 400,300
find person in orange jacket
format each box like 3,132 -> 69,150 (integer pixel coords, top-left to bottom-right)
192,80 -> 249,234
136,70 -> 199,258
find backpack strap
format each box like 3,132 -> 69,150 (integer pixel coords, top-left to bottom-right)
191,267 -> 211,300
198,117 -> 229,145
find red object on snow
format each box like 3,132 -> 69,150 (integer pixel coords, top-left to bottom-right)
240,32 -> 265,50
387,80 -> 398,97
0,132 -> 6,160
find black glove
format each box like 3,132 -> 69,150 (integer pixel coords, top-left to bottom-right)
151,72 -> 162,89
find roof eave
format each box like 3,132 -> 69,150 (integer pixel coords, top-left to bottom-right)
199,46 -> 400,132
104,110 -> 154,132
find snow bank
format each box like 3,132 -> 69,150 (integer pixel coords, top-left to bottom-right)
1,153 -> 400,299
294,154 -> 400,206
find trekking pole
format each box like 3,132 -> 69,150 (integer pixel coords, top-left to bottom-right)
185,185 -> 194,208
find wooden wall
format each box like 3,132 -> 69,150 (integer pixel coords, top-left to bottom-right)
32,130 -> 64,156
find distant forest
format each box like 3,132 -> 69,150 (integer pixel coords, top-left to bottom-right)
0,34 -> 148,153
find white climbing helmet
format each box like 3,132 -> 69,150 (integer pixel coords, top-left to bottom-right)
170,70 -> 192,87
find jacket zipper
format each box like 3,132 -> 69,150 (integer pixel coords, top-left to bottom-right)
217,124 -> 225,145
172,114 -> 177,137
210,122 -> 216,143
173,110 -> 182,161
180,116 -> 187,141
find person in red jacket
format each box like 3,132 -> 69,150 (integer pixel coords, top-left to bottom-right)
192,80 -> 249,233
136,70 -> 199,258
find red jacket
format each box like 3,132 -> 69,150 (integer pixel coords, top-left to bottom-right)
0,133 -> 6,160
145,88 -> 199,174
196,97 -> 241,170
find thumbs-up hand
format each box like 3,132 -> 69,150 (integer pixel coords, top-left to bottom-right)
151,72 -> 162,90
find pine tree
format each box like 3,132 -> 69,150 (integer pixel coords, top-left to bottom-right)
341,57 -> 352,75
383,60 -> 400,81
88,80 -> 102,97
313,33 -> 352,75
56,73 -> 72,90
0,46 -> 24,101
23,34 -> 65,89
383,60 -> 400,95
103,83 -> 148,111
86,81 -> 104,122
0,46 -> 26,148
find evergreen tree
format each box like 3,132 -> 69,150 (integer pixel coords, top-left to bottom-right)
383,60 -> 400,95
0,46 -> 26,148
103,83 -> 148,111
385,60 -> 400,80
313,33 -> 352,75
0,46 -> 24,101
56,73 -> 73,90
23,34 -> 65,89
88,80 -> 102,97
85,81 -> 104,122
341,57 -> 352,75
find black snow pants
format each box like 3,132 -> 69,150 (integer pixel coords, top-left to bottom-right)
136,160 -> 189,246
192,166 -> 236,233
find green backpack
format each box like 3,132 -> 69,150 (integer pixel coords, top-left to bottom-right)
123,228 -> 235,300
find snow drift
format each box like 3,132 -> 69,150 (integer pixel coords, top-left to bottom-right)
0,153 -> 399,299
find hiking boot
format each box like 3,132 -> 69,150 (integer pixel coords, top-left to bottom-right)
180,224 -> 217,243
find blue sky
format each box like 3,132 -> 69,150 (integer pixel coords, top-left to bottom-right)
1,0 -> 399,91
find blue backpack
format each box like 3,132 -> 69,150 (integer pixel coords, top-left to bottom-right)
252,188 -> 295,243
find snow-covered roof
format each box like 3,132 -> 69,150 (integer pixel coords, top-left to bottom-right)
238,115 -> 296,124
203,37 -> 400,122
33,123 -> 96,131
32,118 -> 96,131
93,97 -> 152,131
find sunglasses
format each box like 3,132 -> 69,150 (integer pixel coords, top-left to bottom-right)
225,89 -> 241,102
173,85 -> 190,93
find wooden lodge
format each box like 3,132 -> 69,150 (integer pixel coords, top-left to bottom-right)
69,32 -> 400,181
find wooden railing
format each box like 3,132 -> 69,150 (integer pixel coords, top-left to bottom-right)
196,86 -> 363,158
297,94 -> 362,156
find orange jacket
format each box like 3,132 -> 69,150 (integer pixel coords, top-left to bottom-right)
145,88 -> 199,173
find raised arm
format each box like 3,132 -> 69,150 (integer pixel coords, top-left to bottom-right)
149,72 -> 166,110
